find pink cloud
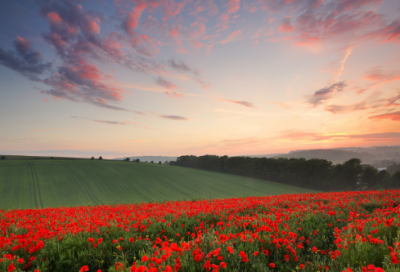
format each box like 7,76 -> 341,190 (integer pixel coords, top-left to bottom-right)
324,92 -> 400,114
88,21 -> 100,34
176,46 -> 191,54
369,111 -> 400,121
188,21 -> 206,38
379,20 -> 400,43
41,59 -> 127,111
190,40 -> 204,49
170,25 -> 182,38
123,3 -> 147,36
220,30 -> 242,44
227,0 -> 240,13
161,0 -> 185,21
189,0 -> 219,16
220,13 -> 230,22
190,5 -> 205,15
278,18 -> 294,33
205,44 -> 213,55
48,12 -> 62,24
216,13 -> 230,32
363,67 -> 400,83
255,0 -> 388,47
166,91 -> 185,98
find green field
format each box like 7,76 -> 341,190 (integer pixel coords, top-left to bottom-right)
0,160 -> 316,209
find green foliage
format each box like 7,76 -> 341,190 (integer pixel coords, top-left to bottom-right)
172,155 -> 383,191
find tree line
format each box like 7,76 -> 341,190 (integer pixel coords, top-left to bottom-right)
170,155 -> 400,191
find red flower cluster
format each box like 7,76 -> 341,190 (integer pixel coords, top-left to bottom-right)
1,190 -> 400,271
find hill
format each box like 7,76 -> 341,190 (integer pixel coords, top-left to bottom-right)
270,146 -> 400,166
0,160 -> 315,209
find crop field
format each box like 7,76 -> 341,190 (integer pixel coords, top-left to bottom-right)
0,160 -> 314,209
1,190 -> 400,272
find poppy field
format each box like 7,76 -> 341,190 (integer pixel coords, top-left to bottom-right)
0,160 -> 314,209
1,190 -> 400,272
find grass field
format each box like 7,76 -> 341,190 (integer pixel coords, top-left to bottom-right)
0,160 -> 316,209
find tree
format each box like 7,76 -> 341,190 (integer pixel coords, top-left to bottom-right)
99,156 -> 103,160
125,158 -> 130,161
50,157 -> 54,159
390,170 -> 400,188
0,156 -> 5,160
376,170 -> 391,189
136,159 -> 140,162
159,161 -> 162,164
151,161 -> 154,164
91,157 -> 94,160
342,158 -> 363,190
360,166 -> 378,189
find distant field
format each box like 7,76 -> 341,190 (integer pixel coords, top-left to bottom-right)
0,155 -> 89,160
0,160 -> 316,209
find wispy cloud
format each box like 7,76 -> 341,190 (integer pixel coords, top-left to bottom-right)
165,91 -> 185,98
27,129 -> 60,132
307,81 -> 347,106
325,91 -> 400,114
226,0 -> 240,13
363,67 -> 400,83
160,115 -> 189,120
155,76 -> 178,89
72,116 -> 139,125
220,30 -> 242,44
278,130 -> 400,142
223,98 -> 256,108
0,37 -> 52,81
369,111 -> 400,121
166,58 -> 211,89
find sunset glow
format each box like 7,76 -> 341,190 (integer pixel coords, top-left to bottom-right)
0,0 -> 399,158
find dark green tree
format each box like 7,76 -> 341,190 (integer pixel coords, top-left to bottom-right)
390,170 -> 400,188
151,161 -> 154,164
375,170 -> 391,189
125,158 -> 130,161
91,157 -> 94,160
342,158 -> 363,190
360,166 -> 378,189
159,161 -> 162,164
136,159 -> 140,162
99,156 -> 103,160
1,156 -> 5,160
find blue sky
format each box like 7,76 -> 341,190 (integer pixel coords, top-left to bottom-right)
1,0 -> 400,158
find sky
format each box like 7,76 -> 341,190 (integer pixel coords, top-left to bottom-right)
0,0 -> 400,159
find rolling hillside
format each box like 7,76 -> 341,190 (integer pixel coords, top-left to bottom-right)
0,160 -> 316,209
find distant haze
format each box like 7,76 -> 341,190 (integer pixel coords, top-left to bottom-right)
114,145 -> 400,168
271,145 -> 400,167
